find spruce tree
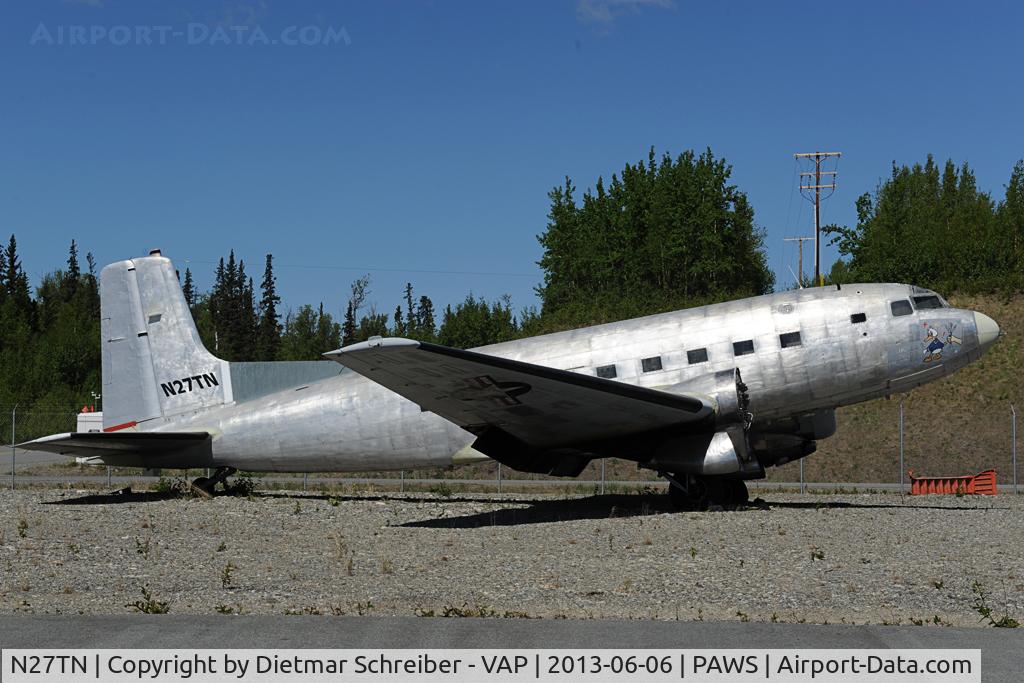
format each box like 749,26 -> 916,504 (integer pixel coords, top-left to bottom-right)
256,254 -> 281,361
182,268 -> 196,310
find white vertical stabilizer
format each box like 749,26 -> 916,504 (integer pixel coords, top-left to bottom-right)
100,254 -> 232,429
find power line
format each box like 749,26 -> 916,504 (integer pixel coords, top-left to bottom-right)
178,258 -> 538,279
794,151 -> 842,285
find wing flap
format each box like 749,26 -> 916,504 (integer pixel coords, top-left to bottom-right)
325,337 -> 713,451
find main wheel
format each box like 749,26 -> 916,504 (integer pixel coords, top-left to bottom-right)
729,479 -> 749,505
667,475 -> 709,511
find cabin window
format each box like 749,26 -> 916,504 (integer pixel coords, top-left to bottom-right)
851,312 -> 867,324
890,300 -> 913,317
596,364 -> 617,379
641,356 -> 663,373
913,295 -> 943,310
779,331 -> 802,348
733,339 -> 755,356
687,348 -> 708,364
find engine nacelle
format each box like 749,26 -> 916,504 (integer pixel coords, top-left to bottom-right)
663,368 -> 750,427
644,425 -> 762,476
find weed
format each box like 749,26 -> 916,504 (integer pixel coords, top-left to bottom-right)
971,581 -> 1019,628
67,541 -> 79,554
423,603 -> 533,619
736,611 -> 750,623
328,497 -> 340,507
346,557 -> 355,576
293,500 -> 302,515
226,476 -> 256,496
381,558 -> 394,574
134,537 -> 151,558
153,477 -> 189,496
355,601 -> 374,615
126,586 -> 169,614
932,579 -> 944,590
17,516 -> 28,539
910,617 -> 924,626
215,604 -> 235,614
810,546 -> 825,561
430,483 -> 453,498
689,547 -> 697,559
216,541 -> 227,552
221,561 -> 237,589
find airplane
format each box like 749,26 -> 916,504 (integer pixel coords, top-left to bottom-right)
20,250 -> 1002,509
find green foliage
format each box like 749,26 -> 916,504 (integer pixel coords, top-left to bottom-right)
0,237 -> 99,412
437,294 -> 518,348
255,254 -> 281,361
825,156 -> 1024,294
536,147 -> 774,328
125,585 -> 170,614
279,303 -> 341,360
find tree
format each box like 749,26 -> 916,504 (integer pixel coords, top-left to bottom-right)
256,254 -> 281,361
3,234 -> 33,323
535,148 -> 773,328
824,155 -> 1007,293
64,239 -> 80,301
341,275 -> 370,347
181,268 -> 197,310
437,294 -> 518,348
415,295 -> 435,340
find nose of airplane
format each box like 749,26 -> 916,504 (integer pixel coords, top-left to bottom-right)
974,311 -> 1001,350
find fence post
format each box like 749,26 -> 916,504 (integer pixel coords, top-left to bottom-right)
899,399 -> 905,493
9,405 -> 16,491
799,458 -> 805,494
106,466 -> 111,487
497,463 -> 502,494
302,472 -> 308,492
400,470 -> 405,494
1012,404 -> 1018,495
600,459 -> 606,495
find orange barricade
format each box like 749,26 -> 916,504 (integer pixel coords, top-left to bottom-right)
908,469 -> 998,496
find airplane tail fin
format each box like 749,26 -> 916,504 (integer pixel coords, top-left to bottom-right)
101,251 -> 232,430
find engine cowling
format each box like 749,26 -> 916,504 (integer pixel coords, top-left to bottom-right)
663,368 -> 751,427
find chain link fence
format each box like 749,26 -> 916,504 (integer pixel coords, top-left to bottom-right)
2,402 -> 1019,493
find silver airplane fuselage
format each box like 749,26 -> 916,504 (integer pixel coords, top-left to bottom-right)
148,282 -> 998,474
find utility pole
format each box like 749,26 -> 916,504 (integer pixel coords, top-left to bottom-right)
783,236 -> 815,288
795,151 -> 842,286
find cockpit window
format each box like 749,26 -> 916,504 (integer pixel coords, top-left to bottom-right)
913,295 -> 943,310
890,300 -> 913,317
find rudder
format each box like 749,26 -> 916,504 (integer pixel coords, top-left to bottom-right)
101,253 -> 232,430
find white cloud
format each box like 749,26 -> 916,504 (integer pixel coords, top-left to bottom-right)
576,0 -> 674,25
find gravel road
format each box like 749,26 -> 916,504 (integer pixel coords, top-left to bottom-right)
1,488 -> 1020,627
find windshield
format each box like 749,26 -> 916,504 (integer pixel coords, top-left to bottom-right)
913,295 -> 944,310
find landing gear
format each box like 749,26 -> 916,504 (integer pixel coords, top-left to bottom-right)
663,472 -> 748,511
191,467 -> 237,495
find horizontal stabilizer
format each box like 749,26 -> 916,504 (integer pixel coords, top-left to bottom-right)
19,431 -> 211,459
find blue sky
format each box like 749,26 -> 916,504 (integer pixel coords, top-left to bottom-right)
2,0 -> 1022,320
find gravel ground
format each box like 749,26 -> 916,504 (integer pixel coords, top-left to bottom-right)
1,488 -> 1021,627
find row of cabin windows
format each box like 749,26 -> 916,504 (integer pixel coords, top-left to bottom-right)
593,310 -> 872,379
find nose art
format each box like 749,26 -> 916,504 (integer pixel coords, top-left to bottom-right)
973,312 -> 1001,349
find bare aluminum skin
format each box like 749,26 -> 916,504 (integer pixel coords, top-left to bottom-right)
29,254 -> 1001,475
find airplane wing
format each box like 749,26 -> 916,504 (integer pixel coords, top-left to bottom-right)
326,338 -> 716,472
18,432 -> 211,458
